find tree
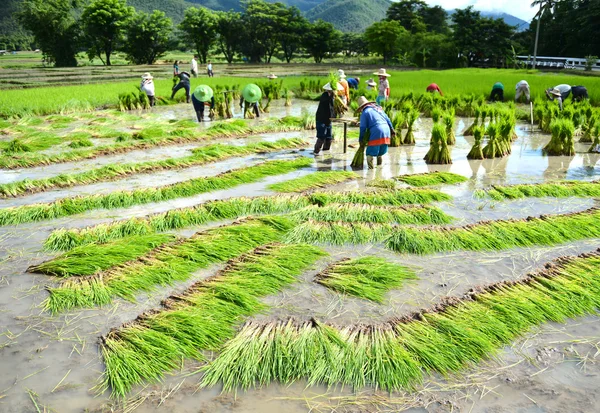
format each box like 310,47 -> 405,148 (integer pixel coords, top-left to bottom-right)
531,0 -> 557,68
121,10 -> 172,65
214,11 -> 245,64
178,7 -> 217,64
420,6 -> 448,34
365,20 -> 406,64
81,0 -> 134,66
17,0 -> 80,67
386,0 -> 427,33
240,0 -> 283,63
303,20 -> 341,63
452,7 -> 481,66
341,33 -> 369,57
277,6 -> 308,63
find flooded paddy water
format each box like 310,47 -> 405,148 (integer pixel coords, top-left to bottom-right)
1,101 -> 600,413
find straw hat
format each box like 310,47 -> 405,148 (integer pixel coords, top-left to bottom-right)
357,96 -> 373,111
193,85 -> 214,102
338,69 -> 346,79
141,72 -> 153,80
267,73 -> 278,79
549,88 -> 562,97
323,82 -> 344,91
242,83 -> 262,103
373,68 -> 391,77
366,78 -> 376,87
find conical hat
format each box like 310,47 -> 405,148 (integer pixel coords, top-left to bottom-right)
373,68 -> 391,77
193,85 -> 214,102
242,84 -> 262,103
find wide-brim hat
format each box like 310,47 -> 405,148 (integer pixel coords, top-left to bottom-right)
193,85 -> 214,102
366,78 -> 376,87
242,83 -> 262,103
267,74 -> 278,79
323,82 -> 344,92
549,88 -> 562,97
373,68 -> 391,77
141,72 -> 153,80
338,69 -> 346,78
357,96 -> 373,111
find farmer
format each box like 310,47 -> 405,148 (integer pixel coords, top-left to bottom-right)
337,69 -> 350,106
489,82 -> 504,102
347,77 -> 360,90
373,68 -> 391,105
313,82 -> 342,155
572,85 -> 589,101
191,85 -> 214,122
267,73 -> 278,81
140,73 -> 156,107
171,70 -> 191,103
207,60 -> 214,77
515,80 -> 530,103
366,78 -> 376,91
357,96 -> 396,169
546,84 -> 571,110
173,60 -> 180,76
191,55 -> 198,78
240,83 -> 261,118
426,83 -> 443,96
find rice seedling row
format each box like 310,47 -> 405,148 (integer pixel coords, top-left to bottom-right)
45,189 -> 452,251
481,180 -> 600,200
267,171 -> 356,193
0,158 -> 313,226
395,172 -> 468,187
45,217 -> 296,313
314,257 -> 417,303
202,249 -> 600,392
100,242 -> 327,397
0,138 -> 308,198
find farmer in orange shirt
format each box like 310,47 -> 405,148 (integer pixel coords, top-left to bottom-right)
337,69 -> 350,106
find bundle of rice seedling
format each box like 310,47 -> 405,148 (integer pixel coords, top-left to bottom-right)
482,123 -> 500,158
68,138 -> 94,149
543,118 -> 575,156
424,123 -> 451,164
431,108 -> 442,123
350,129 -> 369,169
396,172 -> 467,187
580,115 -> 597,143
443,112 -> 456,145
484,180 -> 600,200
268,171 -> 356,193
315,257 -> 417,302
403,109 -> 419,145
466,125 -> 485,160
588,123 -> 600,153
3,139 -> 32,154
390,112 -> 404,147
285,89 -> 293,107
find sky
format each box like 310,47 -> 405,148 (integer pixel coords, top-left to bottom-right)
424,0 -> 538,22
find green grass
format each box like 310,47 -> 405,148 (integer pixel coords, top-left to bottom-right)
0,118 -> 309,169
484,180 -> 600,200
268,171 -> 356,193
0,138 -> 308,198
29,234 -> 176,277
396,172 -> 468,187
46,217 -> 297,313
0,131 -> 62,154
315,257 -> 417,302
202,250 -> 600,392
0,158 -> 313,226
100,242 -> 327,397
45,189 -> 452,251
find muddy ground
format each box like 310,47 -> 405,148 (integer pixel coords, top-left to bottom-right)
1,102 -> 600,413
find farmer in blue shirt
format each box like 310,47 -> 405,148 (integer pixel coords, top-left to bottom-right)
357,96 -> 396,169
347,77 -> 360,90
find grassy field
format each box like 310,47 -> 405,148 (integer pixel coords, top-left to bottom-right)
1,67 -> 600,117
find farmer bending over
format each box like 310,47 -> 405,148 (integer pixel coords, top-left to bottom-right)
313,82 -> 342,155
546,84 -> 571,110
572,86 -> 589,102
171,71 -> 191,103
426,83 -> 443,96
347,77 -> 360,90
240,83 -> 262,119
489,82 -> 504,102
515,80 -> 530,104
357,96 -> 395,169
140,73 -> 155,107
192,85 -> 214,122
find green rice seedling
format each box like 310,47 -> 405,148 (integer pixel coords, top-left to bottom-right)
285,220 -> 394,245
385,207 -> 600,255
467,125 -> 485,160
544,118 -> 575,156
390,112 -> 404,147
68,138 -> 94,149
2,139 -> 31,154
580,115 -> 597,143
46,217 -> 300,313
0,158 -> 312,226
350,129 -> 369,169
403,109 -> 419,145
589,123 -> 600,153
431,108 -> 442,123
482,123 -> 500,159
100,242 -> 327,397
483,180 -> 600,200
315,257 -> 417,302
443,112 -> 456,145
29,234 -> 176,277
424,123 -> 452,164
268,171 -> 355,193
366,179 -> 396,189
289,204 -> 453,225
463,106 -> 481,136
395,172 -> 467,187
307,188 -> 452,207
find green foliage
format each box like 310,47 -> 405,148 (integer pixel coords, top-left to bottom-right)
543,118 -> 576,156
121,10 -> 173,64
178,6 -> 217,64
268,171 -> 355,193
485,180 -> 600,200
364,20 -> 407,65
303,19 -> 342,63
305,0 -> 390,34
396,172 -> 467,187
214,11 -> 245,64
424,122 -> 451,164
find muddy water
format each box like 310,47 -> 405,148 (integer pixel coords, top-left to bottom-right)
3,108 -> 600,413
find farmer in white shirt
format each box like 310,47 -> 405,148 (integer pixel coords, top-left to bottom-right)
546,84 -> 572,110
191,56 -> 198,78
140,73 -> 155,107
515,80 -> 530,104
207,61 -> 214,77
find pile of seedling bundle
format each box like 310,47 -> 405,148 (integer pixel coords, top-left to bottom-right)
480,180 -> 600,200
118,89 -> 151,111
467,125 -> 485,160
543,118 -> 576,156
424,123 -> 452,164
396,171 -> 467,187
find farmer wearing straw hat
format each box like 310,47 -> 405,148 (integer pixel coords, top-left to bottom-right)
140,73 -> 155,107
366,78 -> 377,91
545,84 -> 571,110
192,85 -> 214,122
267,74 -> 278,80
426,83 -> 443,96
240,83 -> 262,118
313,82 -> 343,155
357,96 -> 396,169
171,70 -> 191,103
337,69 -> 350,106
373,68 -> 391,105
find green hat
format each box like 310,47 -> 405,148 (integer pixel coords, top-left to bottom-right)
242,83 -> 262,103
193,85 -> 213,102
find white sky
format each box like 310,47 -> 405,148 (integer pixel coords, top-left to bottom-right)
424,0 -> 538,22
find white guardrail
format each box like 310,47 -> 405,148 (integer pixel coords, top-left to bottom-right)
517,56 -> 600,71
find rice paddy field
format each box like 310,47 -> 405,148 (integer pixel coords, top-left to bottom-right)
4,70 -> 600,413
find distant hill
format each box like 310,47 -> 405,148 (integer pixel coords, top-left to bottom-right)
186,0 -> 325,12
448,9 -> 530,32
128,0 -> 192,23
305,0 -> 391,33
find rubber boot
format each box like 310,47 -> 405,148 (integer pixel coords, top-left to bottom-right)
367,155 -> 374,169
377,156 -> 383,165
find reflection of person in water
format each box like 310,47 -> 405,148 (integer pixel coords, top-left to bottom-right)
582,153 -> 600,176
544,156 -> 573,181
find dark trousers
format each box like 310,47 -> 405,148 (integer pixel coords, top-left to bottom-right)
207,69 -> 214,77
572,86 -> 588,101
314,138 -> 332,153
172,82 -> 191,102
148,96 -> 155,107
243,102 -> 260,118
490,88 -> 504,102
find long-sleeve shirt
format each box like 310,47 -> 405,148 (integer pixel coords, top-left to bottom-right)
554,84 -> 571,94
315,92 -> 335,125
140,79 -> 155,97
347,78 -> 359,89
176,72 -> 191,86
359,104 -> 394,147
191,59 -> 198,72
426,83 -> 443,95
492,82 -> 504,90
338,78 -> 350,102
378,78 -> 390,98
516,80 -> 529,90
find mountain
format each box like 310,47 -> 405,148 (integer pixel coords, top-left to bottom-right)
128,0 -> 192,23
186,0 -> 325,12
447,9 -> 529,32
305,0 -> 391,33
